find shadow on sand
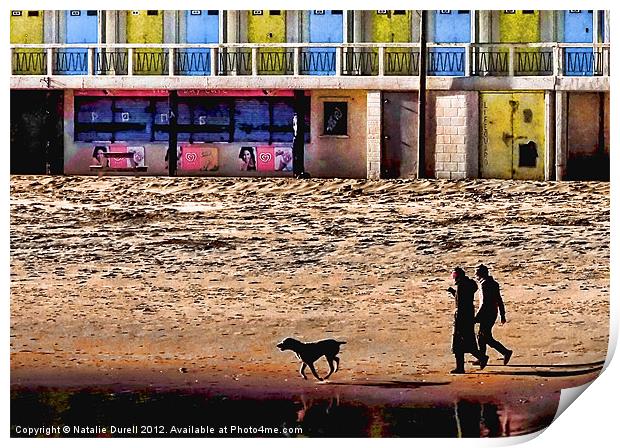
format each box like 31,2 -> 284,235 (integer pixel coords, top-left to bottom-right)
484,360 -> 605,369
485,365 -> 603,378
325,380 -> 451,389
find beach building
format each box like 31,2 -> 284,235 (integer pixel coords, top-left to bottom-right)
10,10 -> 610,180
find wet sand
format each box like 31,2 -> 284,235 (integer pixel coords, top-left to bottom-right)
10,176 -> 609,436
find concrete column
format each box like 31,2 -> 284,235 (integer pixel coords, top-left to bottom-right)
178,11 -> 187,44
343,10 -> 349,43
353,11 -> 363,43
63,89 -> 75,174
604,10 -> 610,43
97,10 -> 104,44
226,10 -> 239,43
412,10 -> 421,42
366,91 -> 382,180
479,10 -> 491,43
351,11 -> 364,75
106,11 -> 119,43
593,10 -> 599,43
219,10 -> 225,43
555,91 -> 568,181
471,11 -> 477,44
540,11 -> 554,42
164,10 -> 177,43
59,11 -> 68,43
287,10 -> 299,43
465,93 -> 479,178
44,11 -> 57,43
544,91 -> 555,181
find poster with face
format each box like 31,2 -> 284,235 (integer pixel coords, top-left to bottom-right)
179,145 -> 219,172
238,146 -> 257,171
91,145 -> 109,167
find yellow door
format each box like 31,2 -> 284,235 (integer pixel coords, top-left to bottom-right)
371,11 -> 412,75
499,11 -> 541,74
126,10 -> 164,74
480,93 -> 513,179
480,92 -> 545,180
512,92 -> 545,180
10,10 -> 44,74
248,10 -> 286,74
371,11 -> 411,43
499,10 -> 540,43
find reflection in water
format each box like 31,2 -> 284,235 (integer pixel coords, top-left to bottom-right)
11,388 -> 553,438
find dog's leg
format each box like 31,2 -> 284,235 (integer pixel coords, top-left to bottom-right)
307,363 -> 323,381
300,363 -> 308,380
334,356 -> 340,372
324,357 -> 335,379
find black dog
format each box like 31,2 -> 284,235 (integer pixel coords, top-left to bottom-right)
277,338 -> 346,381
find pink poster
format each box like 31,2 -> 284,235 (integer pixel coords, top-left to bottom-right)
180,146 -> 202,171
179,145 -> 219,172
256,146 -> 275,172
274,147 -> 293,172
108,144 -> 128,169
127,147 -> 146,168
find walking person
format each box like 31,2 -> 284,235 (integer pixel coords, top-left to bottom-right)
474,264 -> 513,365
448,267 -> 489,374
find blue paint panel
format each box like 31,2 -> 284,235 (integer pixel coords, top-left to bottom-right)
114,98 -> 152,141
271,101 -> 295,142
183,10 -> 219,75
432,11 -> 470,76
564,11 -> 594,76
234,99 -> 270,142
435,10 -> 470,43
308,11 -> 343,75
154,100 -> 170,141
75,98 -> 113,142
177,102 -> 192,142
192,100 -> 231,142
62,10 -> 98,74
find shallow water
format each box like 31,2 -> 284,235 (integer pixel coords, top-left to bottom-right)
11,387 -> 556,438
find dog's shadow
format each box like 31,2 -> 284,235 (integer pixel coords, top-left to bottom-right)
324,380 -> 451,389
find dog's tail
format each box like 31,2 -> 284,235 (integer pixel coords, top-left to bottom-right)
337,341 -> 347,345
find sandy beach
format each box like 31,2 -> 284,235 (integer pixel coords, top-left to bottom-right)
9,176 -> 609,436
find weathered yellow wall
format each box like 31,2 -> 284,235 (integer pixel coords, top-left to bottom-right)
10,11 -> 44,75
499,11 -> 540,42
480,92 -> 545,180
10,11 -> 44,43
126,10 -> 163,43
126,11 -> 163,43
480,93 -> 513,179
126,11 -> 164,75
306,90 -> 367,178
512,92 -> 544,179
247,11 -> 286,74
371,11 -> 411,42
247,11 -> 286,43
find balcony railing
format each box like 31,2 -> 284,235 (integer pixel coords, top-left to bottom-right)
10,43 -> 610,77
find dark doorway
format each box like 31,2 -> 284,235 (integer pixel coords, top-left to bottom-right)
11,90 -> 64,174
381,92 -> 418,178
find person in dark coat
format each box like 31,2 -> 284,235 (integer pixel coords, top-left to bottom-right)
448,267 -> 489,374
474,264 -> 513,365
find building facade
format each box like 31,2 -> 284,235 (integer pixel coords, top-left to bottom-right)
10,10 -> 610,180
